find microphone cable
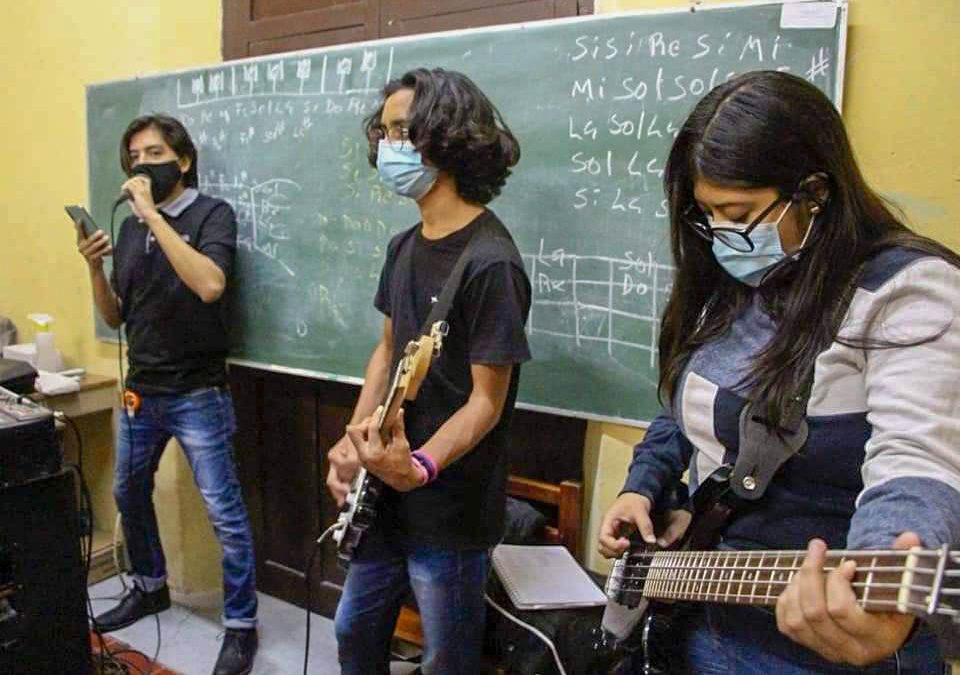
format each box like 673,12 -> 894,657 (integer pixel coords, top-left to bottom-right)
101,198 -> 162,673
57,409 -> 146,674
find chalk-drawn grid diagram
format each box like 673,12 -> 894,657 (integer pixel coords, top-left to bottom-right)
523,244 -> 674,368
175,48 -> 395,109
198,172 -> 302,278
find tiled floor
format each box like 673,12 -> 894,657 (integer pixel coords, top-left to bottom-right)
88,576 -> 420,675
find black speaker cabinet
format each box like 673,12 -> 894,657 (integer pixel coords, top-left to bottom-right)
0,470 -> 91,674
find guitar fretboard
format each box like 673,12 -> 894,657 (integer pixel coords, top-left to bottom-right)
608,548 -> 959,617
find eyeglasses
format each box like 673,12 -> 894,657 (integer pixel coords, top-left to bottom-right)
684,196 -> 789,252
374,124 -> 411,150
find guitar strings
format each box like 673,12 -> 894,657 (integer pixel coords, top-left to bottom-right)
608,575 -> 939,594
605,592 -> 942,614
608,563 -> 939,577
617,549 -> 952,560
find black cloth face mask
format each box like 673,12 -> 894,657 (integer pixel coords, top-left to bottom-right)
132,160 -> 184,204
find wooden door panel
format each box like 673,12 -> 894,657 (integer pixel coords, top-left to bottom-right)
257,376 -> 319,601
223,0 -> 379,59
226,0 -> 589,59
312,398 -> 354,615
230,365 -> 358,615
249,26 -> 372,57
252,0 -> 347,19
382,0 -> 576,38
230,367 -> 322,603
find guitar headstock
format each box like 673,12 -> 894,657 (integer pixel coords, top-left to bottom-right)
428,320 -> 448,355
378,323 -> 447,435
883,545 -> 960,658
894,545 -> 960,623
399,323 -> 445,401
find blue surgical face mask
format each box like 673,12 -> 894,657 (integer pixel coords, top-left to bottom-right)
376,139 -> 439,201
710,201 -> 806,287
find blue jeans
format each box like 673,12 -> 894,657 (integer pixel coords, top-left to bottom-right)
334,529 -> 489,675
114,386 -> 257,629
674,605 -> 947,674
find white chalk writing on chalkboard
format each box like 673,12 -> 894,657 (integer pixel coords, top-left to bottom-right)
523,240 -> 674,368
199,171 -> 302,278
176,48 -> 395,109
89,3 -> 846,422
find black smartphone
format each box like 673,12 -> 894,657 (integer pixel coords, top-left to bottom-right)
65,205 -> 99,238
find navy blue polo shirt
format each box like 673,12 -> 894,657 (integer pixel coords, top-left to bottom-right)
110,189 -> 238,395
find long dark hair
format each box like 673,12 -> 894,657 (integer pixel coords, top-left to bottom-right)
660,70 -> 959,426
363,68 -> 520,204
120,114 -> 199,188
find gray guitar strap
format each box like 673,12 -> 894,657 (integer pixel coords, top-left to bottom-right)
731,267 -> 863,501
731,373 -> 812,500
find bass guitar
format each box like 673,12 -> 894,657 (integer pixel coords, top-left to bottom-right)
332,320 -> 447,568
604,466 -> 960,673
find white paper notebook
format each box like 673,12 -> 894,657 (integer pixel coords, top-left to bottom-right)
492,544 -> 607,610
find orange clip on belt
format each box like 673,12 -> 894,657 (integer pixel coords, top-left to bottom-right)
122,389 -> 142,414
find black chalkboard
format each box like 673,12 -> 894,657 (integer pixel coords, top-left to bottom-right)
87,2 -> 847,424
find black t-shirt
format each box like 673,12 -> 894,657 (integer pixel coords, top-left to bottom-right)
373,209 -> 532,549
110,191 -> 237,395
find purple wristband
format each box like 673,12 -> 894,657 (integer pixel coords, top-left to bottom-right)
411,450 -> 439,484
411,458 -> 429,486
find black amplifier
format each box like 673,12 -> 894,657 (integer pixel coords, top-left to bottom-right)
0,387 -> 59,489
0,469 -> 92,674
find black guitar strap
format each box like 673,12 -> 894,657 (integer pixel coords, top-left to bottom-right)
416,214 -> 507,336
731,266 -> 864,501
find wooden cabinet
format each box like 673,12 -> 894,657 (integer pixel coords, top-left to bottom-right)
36,374 -> 121,584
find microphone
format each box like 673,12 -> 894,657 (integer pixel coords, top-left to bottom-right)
113,165 -> 152,207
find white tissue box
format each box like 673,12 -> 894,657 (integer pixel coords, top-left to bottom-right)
2,343 -> 37,368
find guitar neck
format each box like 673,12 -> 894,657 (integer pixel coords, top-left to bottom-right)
376,364 -> 407,440
619,548 -> 948,616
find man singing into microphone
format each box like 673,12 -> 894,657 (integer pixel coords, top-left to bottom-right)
74,114 -> 257,675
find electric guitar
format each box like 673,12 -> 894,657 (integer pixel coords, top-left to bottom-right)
604,466 -> 960,672
332,320 -> 447,568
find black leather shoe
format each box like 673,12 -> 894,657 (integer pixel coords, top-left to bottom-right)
93,584 -> 171,633
212,628 -> 258,675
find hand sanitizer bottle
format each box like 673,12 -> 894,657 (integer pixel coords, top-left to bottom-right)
28,313 -> 64,373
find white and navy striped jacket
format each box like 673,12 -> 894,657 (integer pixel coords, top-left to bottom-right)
623,247 -> 960,552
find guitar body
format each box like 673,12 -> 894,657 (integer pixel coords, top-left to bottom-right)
606,467 -> 741,674
606,608 -> 677,675
334,467 -> 383,568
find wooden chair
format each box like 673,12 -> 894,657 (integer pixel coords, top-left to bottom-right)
392,475 -> 584,647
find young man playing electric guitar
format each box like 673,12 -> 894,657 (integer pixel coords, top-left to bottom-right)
325,68 -> 532,675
